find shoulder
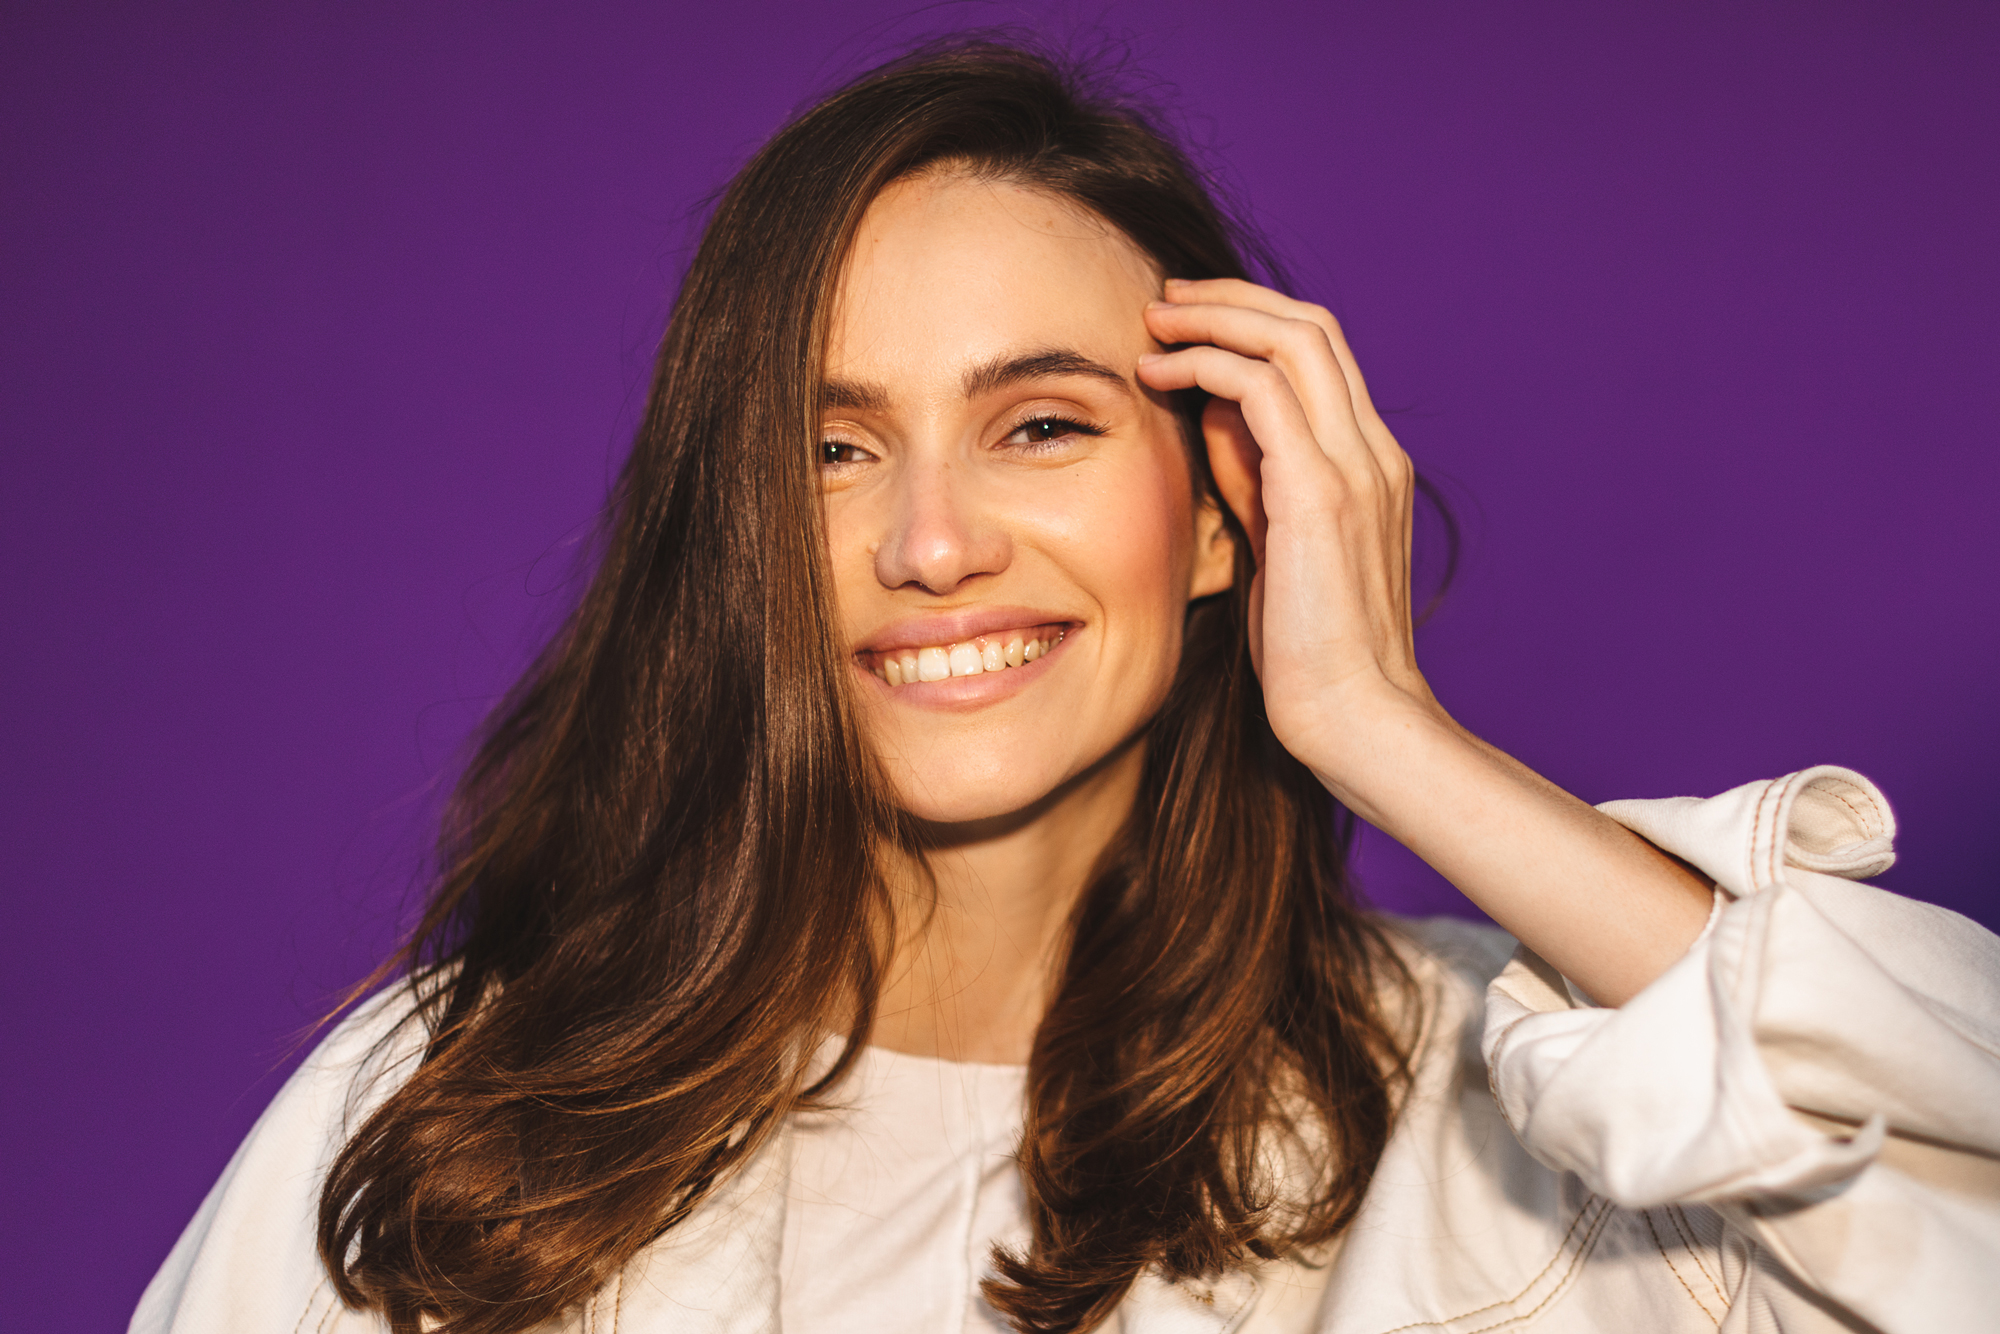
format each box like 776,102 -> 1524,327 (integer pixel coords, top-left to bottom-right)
1383,912 -> 1516,984
1379,911 -> 1517,1021
1369,912 -> 1518,1075
131,981 -> 433,1333
249,978 -> 437,1170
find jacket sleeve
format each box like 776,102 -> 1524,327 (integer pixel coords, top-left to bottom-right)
1481,765 -> 2000,1332
129,985 -> 427,1334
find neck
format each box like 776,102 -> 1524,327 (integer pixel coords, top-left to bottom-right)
871,737 -> 1144,1064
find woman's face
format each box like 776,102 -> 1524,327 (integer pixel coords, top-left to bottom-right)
820,171 -> 1234,824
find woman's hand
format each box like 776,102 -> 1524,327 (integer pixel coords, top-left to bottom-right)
1137,278 -> 1436,784
1138,279 -> 1714,1007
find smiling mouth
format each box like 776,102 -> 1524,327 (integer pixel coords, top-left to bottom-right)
859,623 -> 1069,687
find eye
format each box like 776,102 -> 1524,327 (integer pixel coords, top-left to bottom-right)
1001,415 -> 1104,451
819,439 -> 874,468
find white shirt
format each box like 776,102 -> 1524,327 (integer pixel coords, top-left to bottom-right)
132,766 -> 2000,1333
779,1045 -> 1335,1334
779,1045 -> 1030,1334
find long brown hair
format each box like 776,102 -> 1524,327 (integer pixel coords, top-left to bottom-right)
319,39 -> 1417,1334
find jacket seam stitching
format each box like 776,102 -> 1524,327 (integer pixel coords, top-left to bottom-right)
1642,1208 -> 1721,1324
1755,777 -> 1785,890
1816,781 -> 1873,831
289,1288 -> 318,1334
292,1278 -> 336,1334
1667,1205 -> 1729,1307
1367,1193 -> 1606,1334
1458,1199 -> 1614,1334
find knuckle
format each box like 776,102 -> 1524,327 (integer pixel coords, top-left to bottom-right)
1250,363 -> 1289,395
1303,302 -> 1344,336
1314,478 -> 1358,521
1343,465 -> 1382,503
1281,319 -> 1330,356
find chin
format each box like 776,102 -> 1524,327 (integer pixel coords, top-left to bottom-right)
888,760 -> 1074,827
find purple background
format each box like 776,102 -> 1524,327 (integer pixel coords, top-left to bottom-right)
5,2 -> 1996,1325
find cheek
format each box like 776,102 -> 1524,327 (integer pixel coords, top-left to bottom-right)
1035,451 -> 1195,664
821,491 -> 882,638
1101,486 -> 1188,630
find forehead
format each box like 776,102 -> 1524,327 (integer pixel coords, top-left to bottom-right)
827,173 -> 1160,386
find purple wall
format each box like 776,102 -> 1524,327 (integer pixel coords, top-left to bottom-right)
4,2 -> 1995,1324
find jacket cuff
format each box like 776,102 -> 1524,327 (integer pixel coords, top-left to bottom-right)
1478,767 -> 1936,1209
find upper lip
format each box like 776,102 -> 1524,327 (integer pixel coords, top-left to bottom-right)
854,606 -> 1079,655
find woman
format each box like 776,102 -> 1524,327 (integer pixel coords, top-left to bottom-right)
133,40 -> 2000,1334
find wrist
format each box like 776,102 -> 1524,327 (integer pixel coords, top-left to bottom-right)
1285,679 -> 1468,819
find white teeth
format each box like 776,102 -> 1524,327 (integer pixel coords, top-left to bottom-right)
872,629 -> 1063,687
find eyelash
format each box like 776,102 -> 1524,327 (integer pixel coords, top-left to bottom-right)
1003,415 -> 1105,452
817,415 -> 1105,468
820,440 -> 871,467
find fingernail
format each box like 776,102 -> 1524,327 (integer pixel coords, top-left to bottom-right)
1164,278 -> 1191,287
1137,352 -> 1162,364
1145,299 -> 1171,310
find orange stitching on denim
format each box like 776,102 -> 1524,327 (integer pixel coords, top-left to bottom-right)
288,1280 -> 314,1334
289,1283 -> 320,1334
1368,1195 -> 1608,1334
1814,772 -> 1878,822
1668,1205 -> 1728,1307
1819,780 -> 1872,830
1459,1201 -> 1615,1334
1758,778 -> 1786,889
1643,1208 -> 1720,1324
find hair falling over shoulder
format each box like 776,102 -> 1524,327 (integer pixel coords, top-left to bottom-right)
318,37 -> 1425,1334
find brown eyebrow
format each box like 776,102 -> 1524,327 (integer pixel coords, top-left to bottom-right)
821,378 -> 889,412
961,347 -> 1131,398
819,347 -> 1129,413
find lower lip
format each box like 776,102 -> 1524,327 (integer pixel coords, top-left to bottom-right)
855,630 -> 1074,710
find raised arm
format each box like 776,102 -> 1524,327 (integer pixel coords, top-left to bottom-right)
1137,278 -> 1713,1006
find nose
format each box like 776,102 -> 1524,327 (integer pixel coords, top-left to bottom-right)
873,454 -> 1011,595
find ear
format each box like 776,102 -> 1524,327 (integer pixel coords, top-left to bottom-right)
1188,492 -> 1237,599
1199,397 -> 1264,567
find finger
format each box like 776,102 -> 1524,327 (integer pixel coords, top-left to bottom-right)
1137,344 -> 1347,530
1163,279 -> 1378,415
1163,279 -> 1404,482
1165,282 -> 1421,669
1146,300 -> 1379,484
1136,343 -> 1317,468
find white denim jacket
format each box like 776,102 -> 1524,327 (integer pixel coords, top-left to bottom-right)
133,767 -> 2000,1333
